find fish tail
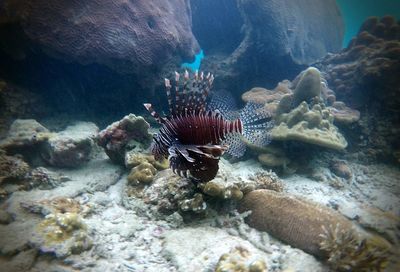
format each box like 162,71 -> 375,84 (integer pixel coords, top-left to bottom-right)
239,102 -> 274,147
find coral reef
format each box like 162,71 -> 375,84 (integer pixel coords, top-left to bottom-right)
272,101 -> 348,150
0,149 -> 29,183
127,162 -> 157,185
241,67 -> 357,161
97,114 -> 152,164
124,169 -> 200,215
239,190 -> 393,270
0,0 -> 199,78
199,163 -> 283,201
315,16 -> 400,110
30,212 -> 92,258
40,122 -> 98,168
215,246 -> 267,272
314,16 -> 400,161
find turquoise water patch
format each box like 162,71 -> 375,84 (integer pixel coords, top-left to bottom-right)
337,0 -> 400,48
181,49 -> 204,71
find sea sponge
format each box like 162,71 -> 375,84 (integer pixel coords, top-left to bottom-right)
127,162 -> 157,185
239,190 -> 393,270
271,101 -> 347,150
215,246 -> 267,272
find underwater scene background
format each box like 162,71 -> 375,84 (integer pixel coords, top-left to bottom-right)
0,0 -> 399,271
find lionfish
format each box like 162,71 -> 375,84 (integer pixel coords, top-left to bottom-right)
144,70 -> 273,183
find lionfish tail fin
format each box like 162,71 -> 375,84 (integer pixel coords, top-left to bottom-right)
239,102 -> 274,147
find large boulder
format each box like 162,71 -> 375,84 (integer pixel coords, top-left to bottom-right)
0,0 -> 199,75
40,122 -> 98,168
198,0 -> 344,94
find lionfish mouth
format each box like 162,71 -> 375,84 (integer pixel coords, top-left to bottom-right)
144,70 -> 273,183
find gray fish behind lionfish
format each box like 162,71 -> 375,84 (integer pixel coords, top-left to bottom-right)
144,70 -> 274,183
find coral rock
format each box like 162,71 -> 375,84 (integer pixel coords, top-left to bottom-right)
25,167 -> 70,190
127,162 -> 157,185
125,150 -> 168,170
41,122 -> 98,168
0,119 -> 51,151
292,67 -> 322,106
239,189 -> 354,257
239,189 -> 393,271
0,0 -> 199,76
215,246 -> 267,272
329,160 -> 352,180
30,212 -> 92,258
330,101 -> 360,125
0,149 -> 29,184
97,114 -> 152,164
258,153 -> 290,168
272,102 -> 348,150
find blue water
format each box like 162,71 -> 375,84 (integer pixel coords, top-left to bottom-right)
181,49 -> 204,71
337,0 -> 400,47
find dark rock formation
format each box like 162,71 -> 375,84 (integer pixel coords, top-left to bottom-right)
0,0 -> 199,75
315,16 -> 400,162
199,0 -> 344,95
191,0 -> 243,55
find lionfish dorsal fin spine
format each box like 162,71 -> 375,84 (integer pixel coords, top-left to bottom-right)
164,78 -> 174,114
144,103 -> 164,124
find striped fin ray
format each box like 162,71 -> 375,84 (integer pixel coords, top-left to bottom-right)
143,103 -> 165,124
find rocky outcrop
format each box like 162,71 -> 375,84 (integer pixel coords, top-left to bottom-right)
0,0 -> 199,75
200,0 -> 344,93
40,122 -> 98,168
97,114 -> 152,164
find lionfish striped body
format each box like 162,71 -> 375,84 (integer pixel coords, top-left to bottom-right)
144,70 -> 273,183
